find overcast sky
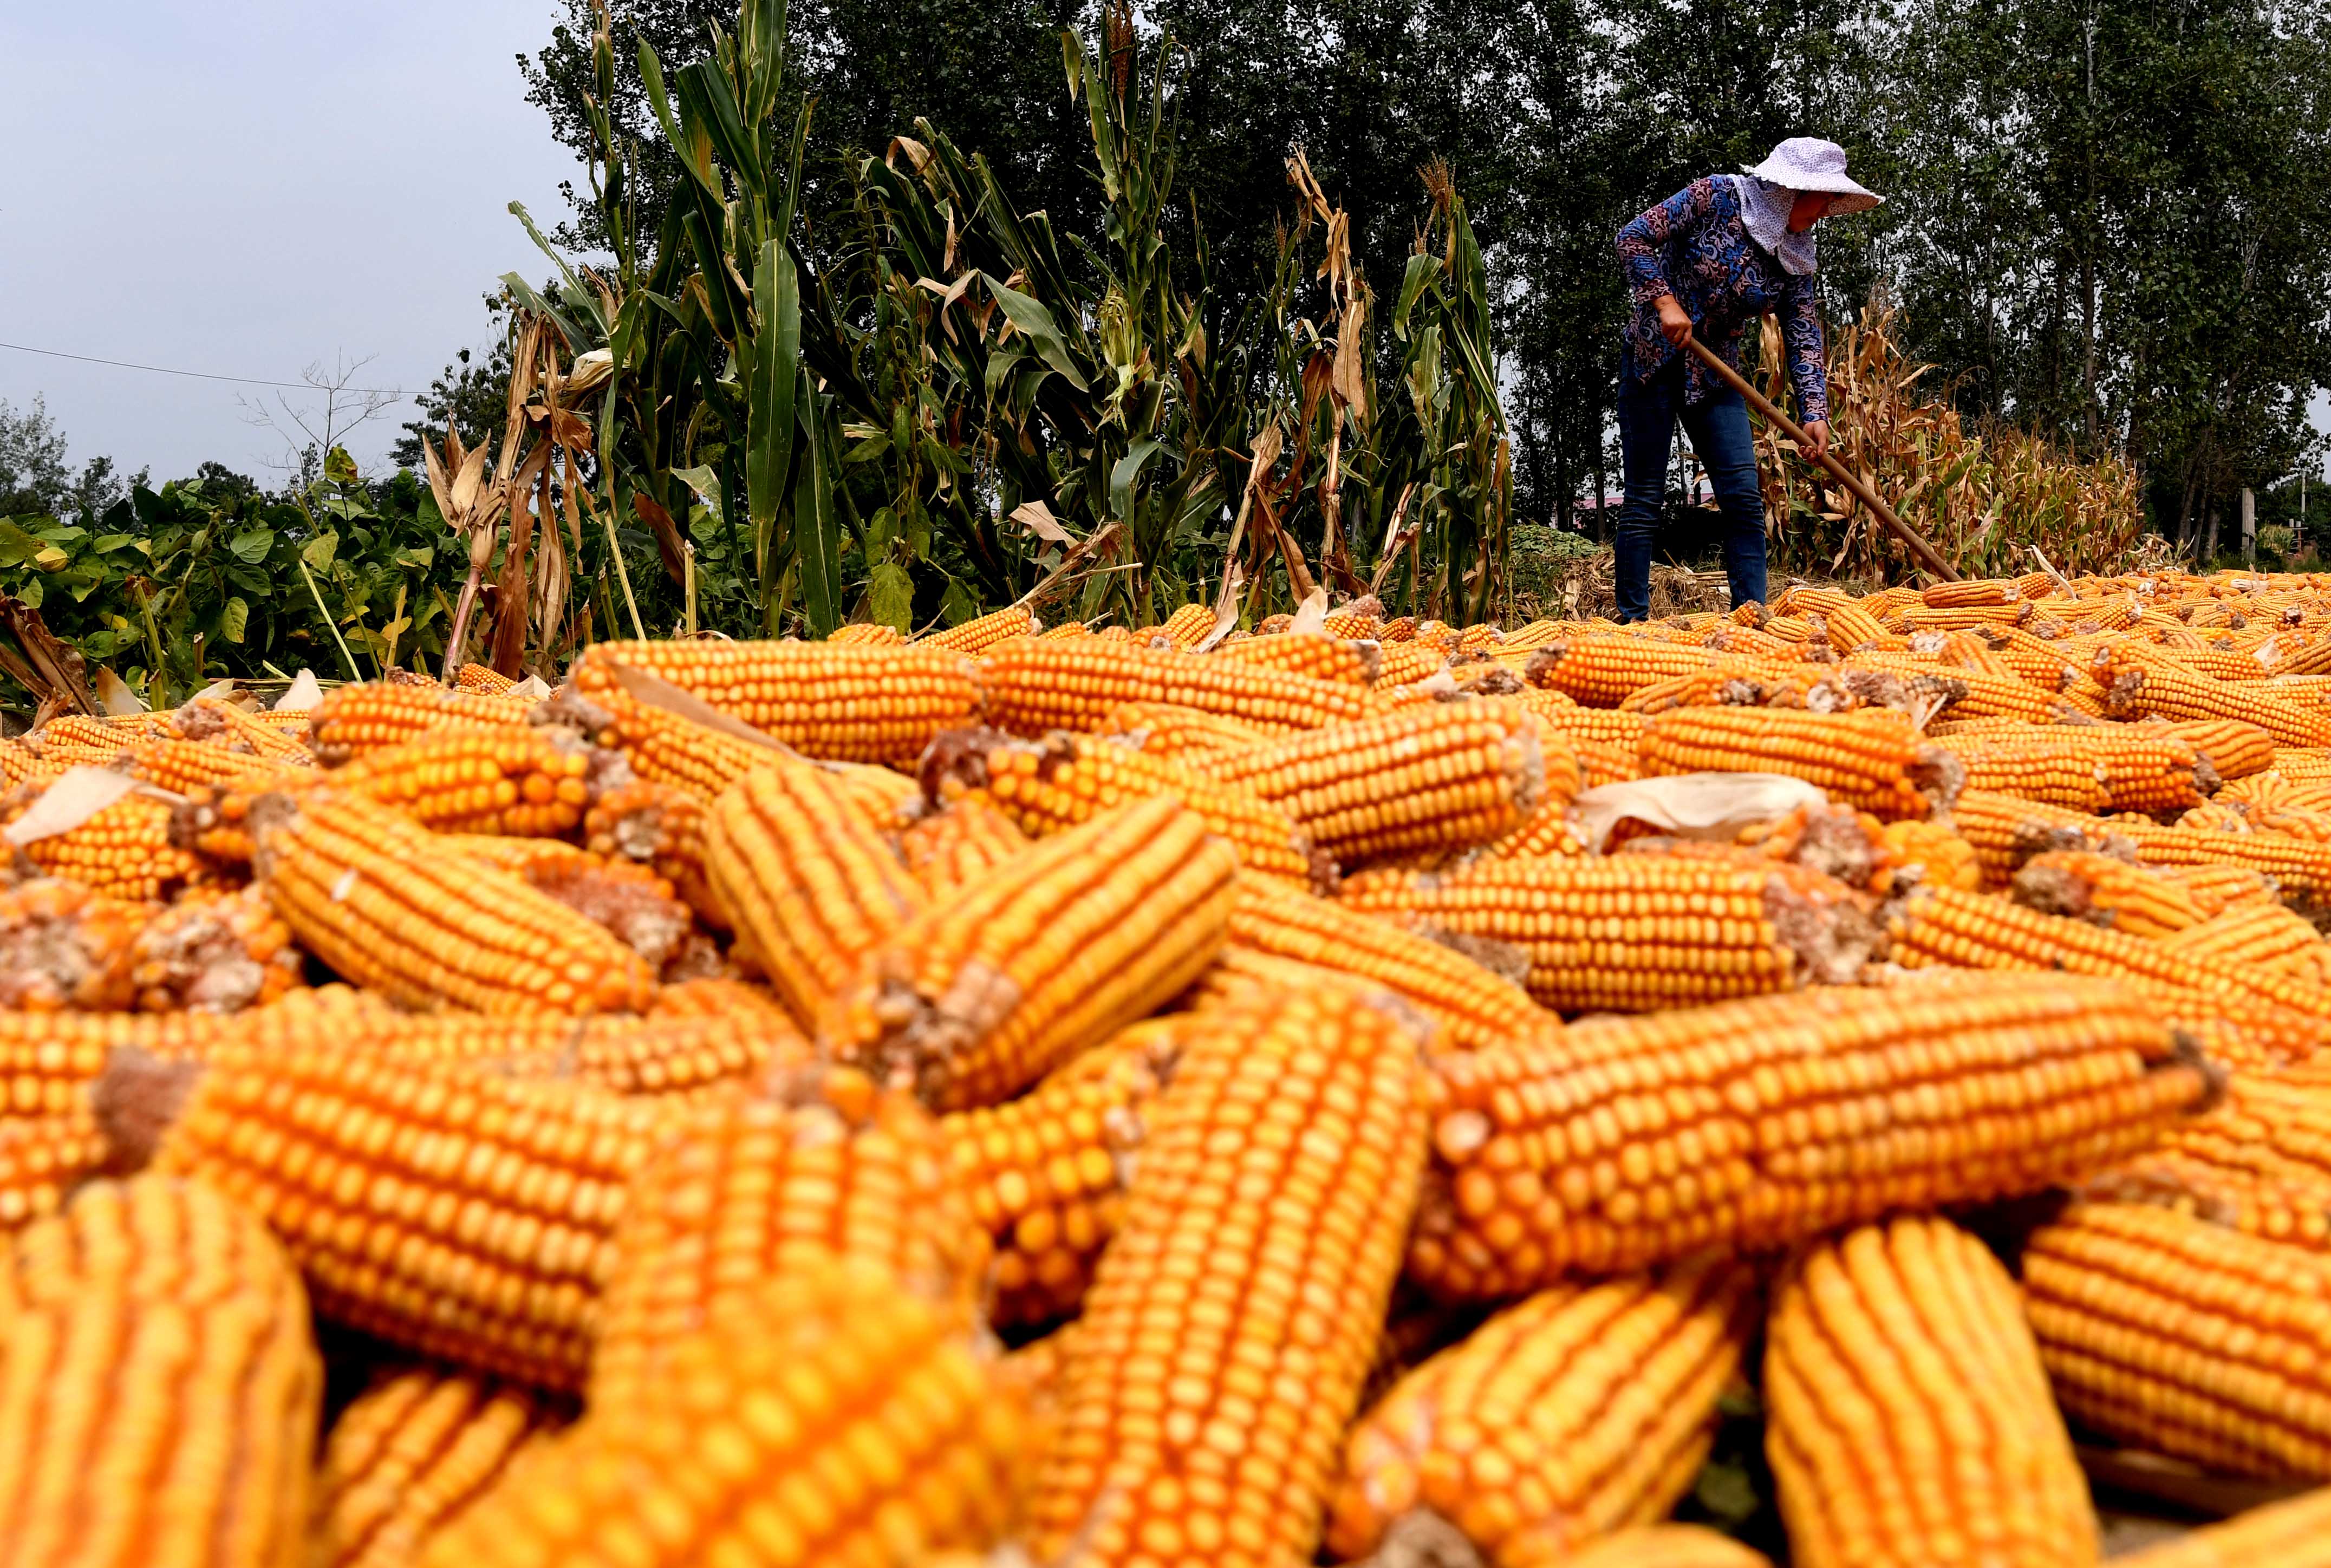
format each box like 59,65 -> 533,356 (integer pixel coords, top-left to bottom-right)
0,2 -> 584,483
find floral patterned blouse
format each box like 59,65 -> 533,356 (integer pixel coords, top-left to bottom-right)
1614,176 -> 1829,423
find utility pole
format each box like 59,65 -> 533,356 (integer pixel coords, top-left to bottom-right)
2243,488 -> 2257,567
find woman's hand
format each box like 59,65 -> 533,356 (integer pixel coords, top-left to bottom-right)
1655,295 -> 1692,348
1802,419 -> 1831,460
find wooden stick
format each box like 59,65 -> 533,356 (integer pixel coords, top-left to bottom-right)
1683,335 -> 1962,582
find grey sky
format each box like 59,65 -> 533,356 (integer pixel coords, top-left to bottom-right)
0,2 -> 584,483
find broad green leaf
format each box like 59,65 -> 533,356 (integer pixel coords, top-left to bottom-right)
92,533 -> 136,554
980,273 -> 1091,393
844,433 -> 892,465
868,560 -> 914,631
229,527 -> 274,565
302,532 -> 339,571
744,240 -> 799,550
323,447 -> 361,486
220,597 -> 249,644
793,377 -> 844,636
1110,438 -> 1166,522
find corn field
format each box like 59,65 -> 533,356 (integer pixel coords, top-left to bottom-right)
1752,298 -> 2144,583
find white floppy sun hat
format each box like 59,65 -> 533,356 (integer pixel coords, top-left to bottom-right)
1742,138 -> 1884,214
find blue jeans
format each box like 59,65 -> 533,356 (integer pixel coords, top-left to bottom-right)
1614,356 -> 1767,622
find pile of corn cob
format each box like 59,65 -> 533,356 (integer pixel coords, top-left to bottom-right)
12,570 -> 2331,1565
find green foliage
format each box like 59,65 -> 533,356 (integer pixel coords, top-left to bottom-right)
0,454 -> 459,710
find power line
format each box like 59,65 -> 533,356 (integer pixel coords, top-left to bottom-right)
0,339 -> 412,397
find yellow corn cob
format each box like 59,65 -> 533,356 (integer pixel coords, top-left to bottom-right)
979,635 -> 1374,735
541,670 -> 789,804
1921,578 -> 2020,608
1091,623 -> 1134,642
704,758 -> 927,1027
308,682 -> 531,767
116,735 -> 305,795
3,785 -> 202,902
1026,981 -> 1425,1567
1898,602 -> 2034,631
2115,1074 -> 2331,1226
898,792 -> 1034,899
2160,858 -> 2283,914
333,726 -> 598,837
1887,883 -> 2330,1021
116,1039 -> 668,1388
1527,636 -> 1780,708
0,1110 -> 107,1234
819,795 -> 1237,1109
416,1256 -> 1026,1568
1776,586 -> 1894,648
203,1005 -> 805,1101
310,1368 -> 566,1568
250,788 -> 656,1015
1764,1215 -> 2095,1568
925,728 -> 1321,890
922,604 -> 1038,654
454,661 -> 518,694
2161,716 -> 2279,779
1878,816 -> 1984,891
826,619 -> 906,645
1340,854 -> 1877,1012
1935,726 -> 2216,815
2024,1200 -> 2331,1480
2165,901 -> 2327,972
172,695 -> 318,765
1215,878 -> 1554,1050
1552,1527 -> 1777,1568
590,1063 -> 987,1408
570,638 -> 980,764
937,1015 -> 1188,1325
0,739 -> 57,788
1638,706 -> 1958,820
1213,701 -> 1558,867
2100,655 -> 2331,747
1373,639 -> 1449,688
2108,1486 -> 2331,1568
1407,972 -> 2208,1295
1150,602 -> 1216,647
2011,847 -> 2212,935
0,1175 -> 319,1568
1215,631 -> 1381,685
1042,618 -> 1092,638
1099,698 -> 1274,762
1326,603 -> 1388,641
1944,788 -> 2126,885
2114,819 -> 2331,903
642,973 -> 792,1025
1326,1256 -> 1756,1568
